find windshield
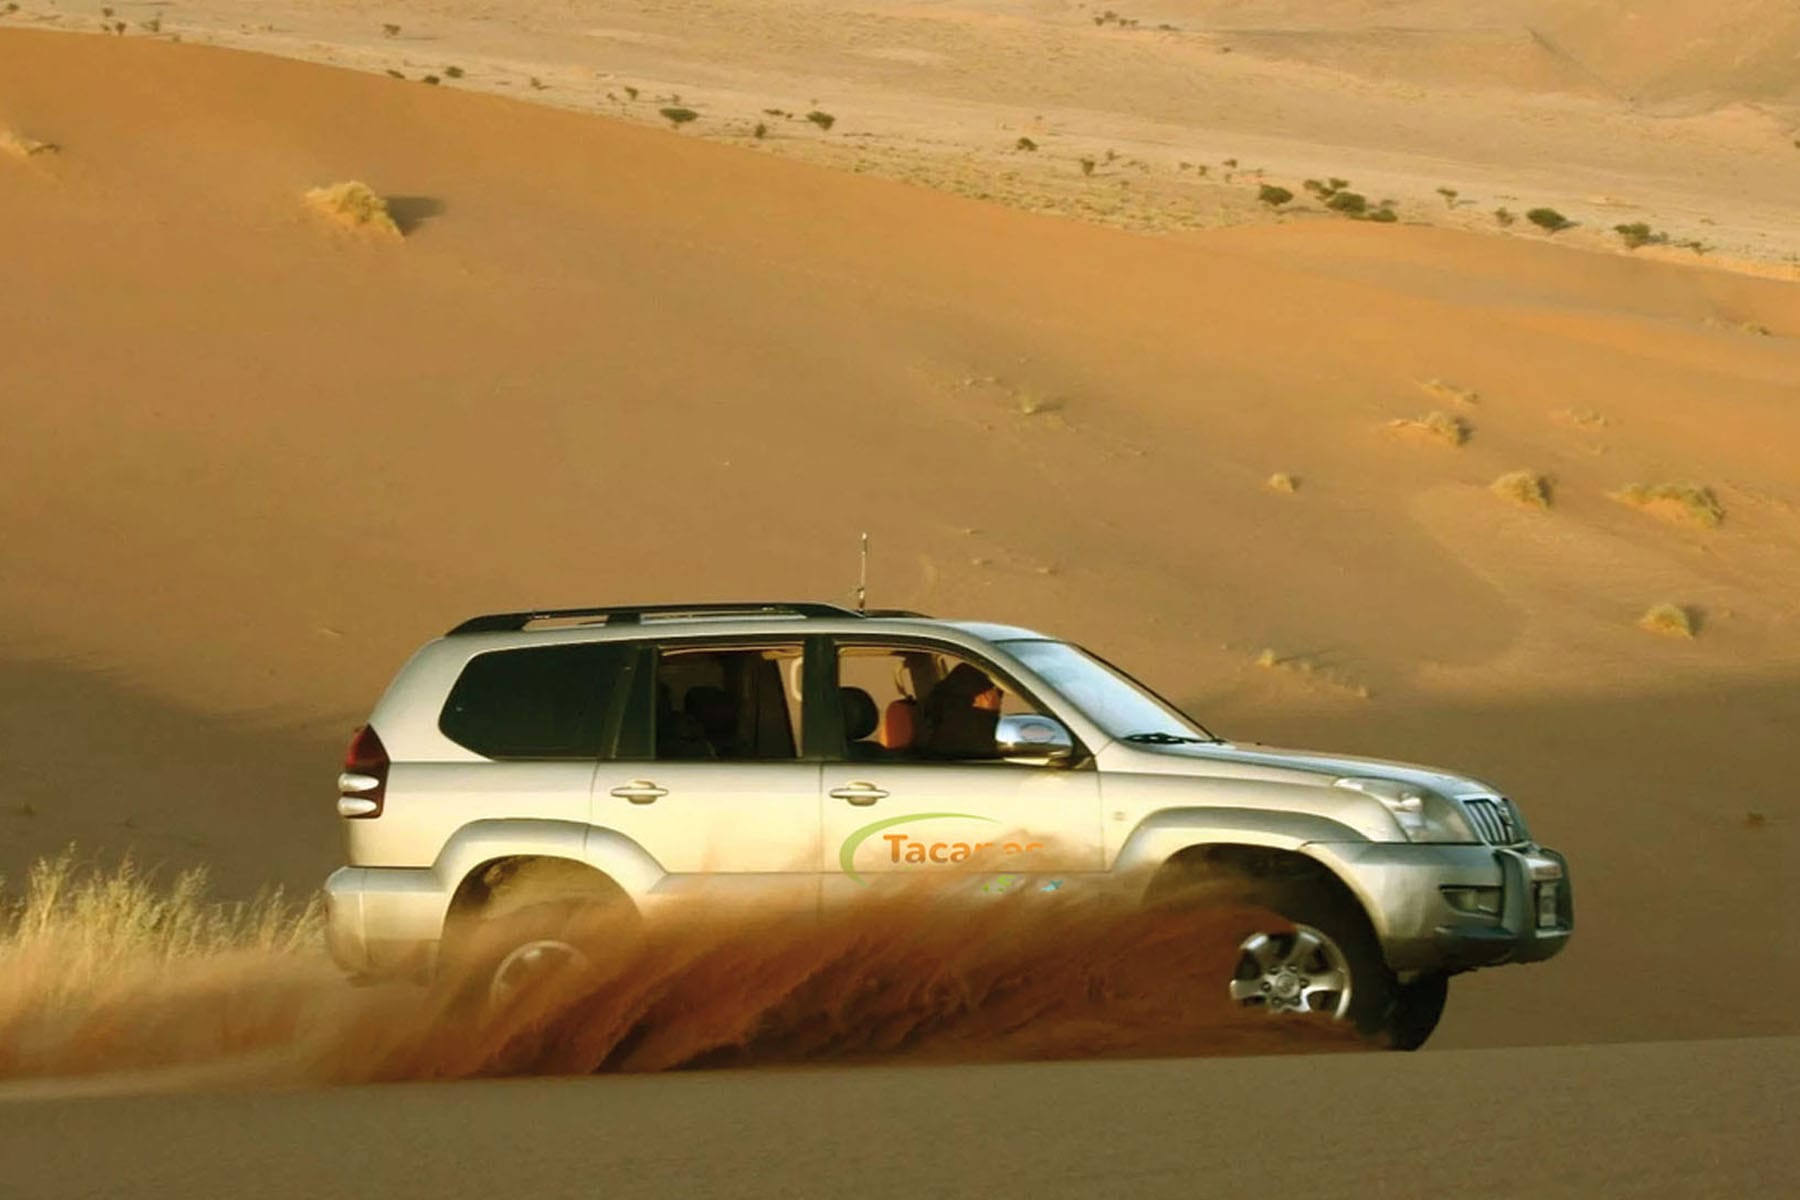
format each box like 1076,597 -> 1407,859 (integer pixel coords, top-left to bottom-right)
1001,640 -> 1216,743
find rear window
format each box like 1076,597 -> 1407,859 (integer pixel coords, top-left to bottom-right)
439,643 -> 623,759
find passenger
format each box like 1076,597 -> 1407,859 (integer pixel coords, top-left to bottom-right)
656,682 -> 717,759
840,686 -> 884,760
918,662 -> 1004,759
683,684 -> 738,757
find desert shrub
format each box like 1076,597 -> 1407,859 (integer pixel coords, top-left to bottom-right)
1491,471 -> 1551,509
1266,473 -> 1298,494
444,66 -> 465,79
421,74 -> 440,85
1257,184 -> 1293,207
1326,191 -> 1367,215
385,69 -> 404,80
0,129 -> 57,159
303,181 -> 402,237
1079,157 -> 1096,176
805,110 -> 837,131
660,107 -> 699,127
1526,207 -> 1569,232
382,23 -> 400,37
623,86 -> 639,100
1389,411 -> 1470,447
1494,207 -> 1515,226
754,122 -> 768,139
1016,136 -> 1038,152
1364,206 -> 1398,223
1436,186 -> 1458,208
1613,222 -> 1665,249
1611,483 -> 1723,528
1638,604 -> 1695,638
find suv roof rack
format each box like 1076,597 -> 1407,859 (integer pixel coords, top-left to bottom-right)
448,602 -> 872,636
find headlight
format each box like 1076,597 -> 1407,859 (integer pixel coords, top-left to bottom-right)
1334,777 -> 1476,844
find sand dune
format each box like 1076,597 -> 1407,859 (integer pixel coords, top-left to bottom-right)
2,27 -> 1796,1062
5,2 -> 1797,263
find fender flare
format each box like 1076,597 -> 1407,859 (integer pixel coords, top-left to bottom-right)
432,818 -> 668,912
1114,806 -> 1388,937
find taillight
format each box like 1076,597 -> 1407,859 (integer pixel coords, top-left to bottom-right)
338,725 -> 389,819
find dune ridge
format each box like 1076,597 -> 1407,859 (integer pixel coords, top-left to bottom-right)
0,27 -> 1796,1058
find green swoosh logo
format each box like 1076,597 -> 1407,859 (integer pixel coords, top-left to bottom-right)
838,812 -> 997,886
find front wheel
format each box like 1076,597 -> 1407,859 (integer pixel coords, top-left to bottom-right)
1224,881 -> 1448,1050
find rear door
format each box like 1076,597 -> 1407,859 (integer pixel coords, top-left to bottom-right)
818,639 -> 1102,904
591,637 -> 821,907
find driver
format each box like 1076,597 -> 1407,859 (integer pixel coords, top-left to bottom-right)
919,662 -> 1004,759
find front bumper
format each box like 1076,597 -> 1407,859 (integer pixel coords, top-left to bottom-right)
1306,841 -> 1573,974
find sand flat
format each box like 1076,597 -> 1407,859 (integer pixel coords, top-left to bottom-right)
2,1038 -> 1796,1197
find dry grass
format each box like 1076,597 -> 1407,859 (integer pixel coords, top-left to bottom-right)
1417,379 -> 1479,406
1611,483 -> 1724,528
0,128 -> 58,159
1638,603 -> 1696,638
1387,411 -> 1470,447
1491,470 -> 1551,509
0,849 -> 320,1006
1265,472 -> 1298,494
1254,648 -> 1369,698
303,180 -> 402,237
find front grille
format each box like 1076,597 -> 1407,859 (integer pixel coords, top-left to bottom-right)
1463,797 -> 1524,845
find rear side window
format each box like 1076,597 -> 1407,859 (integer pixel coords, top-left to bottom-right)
439,643 -> 623,759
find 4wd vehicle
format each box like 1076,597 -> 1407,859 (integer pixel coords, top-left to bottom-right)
324,602 -> 1572,1047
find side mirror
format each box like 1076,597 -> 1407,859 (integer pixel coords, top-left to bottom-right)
994,714 -> 1076,765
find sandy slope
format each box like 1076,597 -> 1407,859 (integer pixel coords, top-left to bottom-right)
1,27 -> 1797,1060
4,2 -> 1798,266
3,1038 -> 1796,1198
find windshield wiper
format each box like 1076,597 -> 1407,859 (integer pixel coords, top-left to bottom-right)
1121,731 -> 1211,745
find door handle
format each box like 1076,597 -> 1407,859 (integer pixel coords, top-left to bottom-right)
829,781 -> 888,806
610,780 -> 668,804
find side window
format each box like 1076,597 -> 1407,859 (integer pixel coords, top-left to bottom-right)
646,643 -> 805,762
835,644 -> 1047,763
439,643 -> 622,759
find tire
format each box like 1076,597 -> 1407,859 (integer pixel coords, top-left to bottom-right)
1154,864 -> 1452,1050
438,863 -> 633,1013
1225,879 -> 1400,1039
1385,971 -> 1450,1051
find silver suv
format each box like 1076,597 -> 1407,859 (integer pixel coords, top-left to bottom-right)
324,602 -> 1571,1048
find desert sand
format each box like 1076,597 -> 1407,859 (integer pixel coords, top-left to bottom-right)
0,8 -> 1796,1193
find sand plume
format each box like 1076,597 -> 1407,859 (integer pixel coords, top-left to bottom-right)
0,856 -> 1354,1092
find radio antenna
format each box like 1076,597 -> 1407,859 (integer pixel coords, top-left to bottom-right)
855,532 -> 869,613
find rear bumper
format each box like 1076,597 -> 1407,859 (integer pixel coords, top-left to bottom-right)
323,865 -> 453,979
1307,841 -> 1573,974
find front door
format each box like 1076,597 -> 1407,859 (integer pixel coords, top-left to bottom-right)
592,638 -> 820,908
819,640 -> 1102,904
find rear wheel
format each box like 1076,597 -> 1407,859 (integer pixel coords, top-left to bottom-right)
439,861 -> 633,1012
